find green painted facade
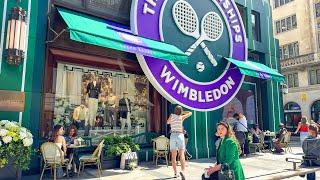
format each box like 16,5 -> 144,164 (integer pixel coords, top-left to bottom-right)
0,0 -> 283,172
0,0 -> 48,172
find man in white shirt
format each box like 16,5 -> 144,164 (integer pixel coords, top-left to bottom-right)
234,113 -> 250,156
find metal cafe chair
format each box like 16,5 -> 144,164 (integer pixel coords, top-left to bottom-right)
78,140 -> 105,178
40,142 -> 69,180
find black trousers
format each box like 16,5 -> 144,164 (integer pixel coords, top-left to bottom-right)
202,172 -> 218,180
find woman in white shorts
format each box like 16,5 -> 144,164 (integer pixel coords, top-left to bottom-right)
167,105 -> 192,179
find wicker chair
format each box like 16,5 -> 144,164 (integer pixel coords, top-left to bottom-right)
78,140 -> 105,177
40,142 -> 69,180
280,132 -> 292,153
249,133 -> 267,153
152,135 -> 169,167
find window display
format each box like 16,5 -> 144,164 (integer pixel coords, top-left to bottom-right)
52,63 -> 150,142
223,82 -> 258,125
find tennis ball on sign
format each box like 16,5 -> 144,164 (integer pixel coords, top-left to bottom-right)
196,62 -> 205,72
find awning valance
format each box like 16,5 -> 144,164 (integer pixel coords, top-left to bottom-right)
57,8 -> 188,64
224,57 -> 285,82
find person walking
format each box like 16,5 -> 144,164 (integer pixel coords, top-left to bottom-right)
167,105 -> 192,179
295,116 -> 309,145
234,113 -> 249,156
202,122 -> 245,180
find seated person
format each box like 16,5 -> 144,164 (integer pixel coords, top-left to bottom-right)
251,124 -> 262,143
64,125 -> 78,173
64,125 -> 78,145
302,124 -> 320,180
272,123 -> 287,153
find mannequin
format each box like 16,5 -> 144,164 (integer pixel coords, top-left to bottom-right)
119,91 -> 132,134
73,104 -> 89,129
85,72 -> 101,136
105,92 -> 117,129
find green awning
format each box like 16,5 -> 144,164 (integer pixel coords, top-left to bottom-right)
224,57 -> 285,82
57,8 -> 188,64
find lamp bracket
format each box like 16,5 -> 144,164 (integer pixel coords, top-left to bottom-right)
46,16 -> 67,43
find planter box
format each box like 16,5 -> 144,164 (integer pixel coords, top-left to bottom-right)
101,154 -> 121,169
0,162 -> 22,180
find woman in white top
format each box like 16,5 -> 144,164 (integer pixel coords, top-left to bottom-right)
52,125 -> 67,156
167,105 -> 192,179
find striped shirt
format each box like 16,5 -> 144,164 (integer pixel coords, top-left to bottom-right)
170,114 -> 183,133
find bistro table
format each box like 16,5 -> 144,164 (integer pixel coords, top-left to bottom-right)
263,131 -> 276,151
67,144 -> 88,174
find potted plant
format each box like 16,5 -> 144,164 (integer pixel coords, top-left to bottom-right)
0,120 -> 33,180
101,136 -> 140,169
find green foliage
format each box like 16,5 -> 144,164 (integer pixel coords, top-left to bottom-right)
0,140 -> 33,170
104,136 -> 140,157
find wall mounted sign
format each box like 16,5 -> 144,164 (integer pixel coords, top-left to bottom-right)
0,90 -> 25,112
131,0 -> 247,111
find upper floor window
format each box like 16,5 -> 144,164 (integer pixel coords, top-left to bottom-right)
275,15 -> 297,34
251,11 -> 261,42
286,73 -> 299,88
309,69 -> 320,85
317,23 -> 320,50
274,0 -> 294,8
236,3 -> 247,36
279,42 -> 299,60
53,0 -> 131,25
316,3 -> 320,18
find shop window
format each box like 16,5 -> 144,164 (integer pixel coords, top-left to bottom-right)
222,82 -> 258,126
284,102 -> 301,131
275,14 -> 297,34
309,68 -> 320,85
315,3 -> 320,18
311,100 -> 320,122
251,11 -> 261,42
286,72 -> 299,88
53,0 -> 132,25
45,63 -> 150,143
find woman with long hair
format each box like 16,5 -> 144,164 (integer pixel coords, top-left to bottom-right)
65,125 -> 78,145
167,105 -> 192,179
295,116 -> 309,145
203,122 -> 245,180
52,125 -> 67,156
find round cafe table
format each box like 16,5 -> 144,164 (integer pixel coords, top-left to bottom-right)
67,144 -> 88,174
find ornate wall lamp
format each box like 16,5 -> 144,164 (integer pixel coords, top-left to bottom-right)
5,2 -> 27,65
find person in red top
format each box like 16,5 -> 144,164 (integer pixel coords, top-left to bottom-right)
295,116 -> 309,145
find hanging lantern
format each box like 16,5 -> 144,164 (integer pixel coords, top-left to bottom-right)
5,7 -> 27,65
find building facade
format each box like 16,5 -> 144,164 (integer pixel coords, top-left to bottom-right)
0,0 -> 282,173
270,0 -> 320,131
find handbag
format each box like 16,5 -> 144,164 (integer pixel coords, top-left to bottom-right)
218,163 -> 235,180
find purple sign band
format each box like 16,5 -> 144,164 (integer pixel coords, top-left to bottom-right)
132,0 -> 248,111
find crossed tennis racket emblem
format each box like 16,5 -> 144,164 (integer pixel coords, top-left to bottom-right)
172,0 -> 224,67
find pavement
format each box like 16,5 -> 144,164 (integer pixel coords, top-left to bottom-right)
27,139 -> 320,180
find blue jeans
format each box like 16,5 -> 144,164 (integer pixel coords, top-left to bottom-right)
307,172 -> 315,180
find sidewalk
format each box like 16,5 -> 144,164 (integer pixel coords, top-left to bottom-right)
28,140 -> 319,180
